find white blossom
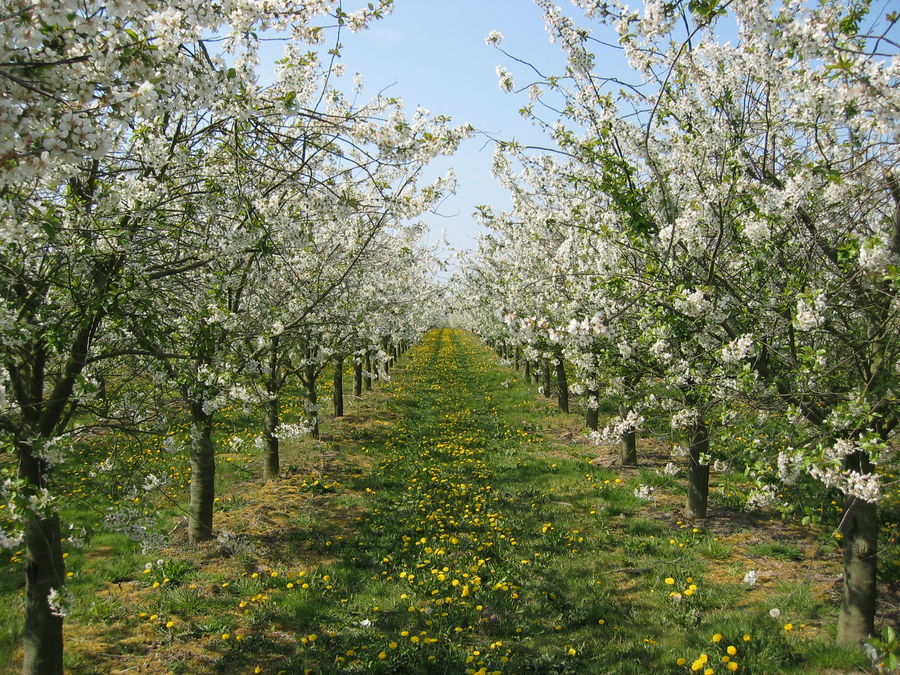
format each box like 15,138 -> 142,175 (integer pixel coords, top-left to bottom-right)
496,66 -> 515,93
485,30 -> 504,47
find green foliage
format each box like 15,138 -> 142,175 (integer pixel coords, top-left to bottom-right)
866,625 -> 899,672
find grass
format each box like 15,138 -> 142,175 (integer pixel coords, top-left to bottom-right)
0,329 -> 884,673
746,542 -> 805,561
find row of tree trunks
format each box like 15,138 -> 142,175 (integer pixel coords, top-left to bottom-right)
503,350 -> 641,473
494,340 -> 877,645
261,342 -> 410,486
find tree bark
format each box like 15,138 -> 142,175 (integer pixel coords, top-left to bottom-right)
555,355 -> 569,413
685,417 -> 709,519
354,360 -> 363,398
586,389 -> 599,431
305,363 -> 320,440
838,451 -> 877,644
19,443 -> 65,675
333,356 -> 344,417
262,393 -> 279,481
524,360 -> 531,381
540,358 -> 552,397
621,429 -> 637,466
188,404 -> 216,542
620,405 -> 637,466
514,346 -> 520,371
261,337 -> 280,482
364,353 -> 373,391
382,339 -> 391,374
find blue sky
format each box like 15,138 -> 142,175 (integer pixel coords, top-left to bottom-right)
325,1 -> 572,259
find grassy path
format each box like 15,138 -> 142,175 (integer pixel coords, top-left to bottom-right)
241,329 -> 857,674
41,329 -> 866,673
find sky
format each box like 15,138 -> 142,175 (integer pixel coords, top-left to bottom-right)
319,1 -> 573,261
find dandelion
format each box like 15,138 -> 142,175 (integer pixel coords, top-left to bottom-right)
712,633 -> 723,643
665,577 -> 675,585
769,608 -> 781,619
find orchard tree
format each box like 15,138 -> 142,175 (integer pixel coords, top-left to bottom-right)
0,2 -> 406,672
476,0 -> 897,644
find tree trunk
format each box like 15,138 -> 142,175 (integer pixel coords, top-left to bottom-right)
188,405 -> 216,542
262,337 -> 280,482
555,355 -> 569,413
354,360 -> 363,398
19,444 -> 65,675
364,353 -> 373,391
586,389 -> 599,431
305,364 -> 320,440
540,358 -> 551,397
838,451 -> 877,644
262,393 -> 280,481
620,405 -> 637,466
333,356 -> 344,417
621,429 -> 637,466
685,417 -> 709,519
514,347 -> 520,371
524,360 -> 531,381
